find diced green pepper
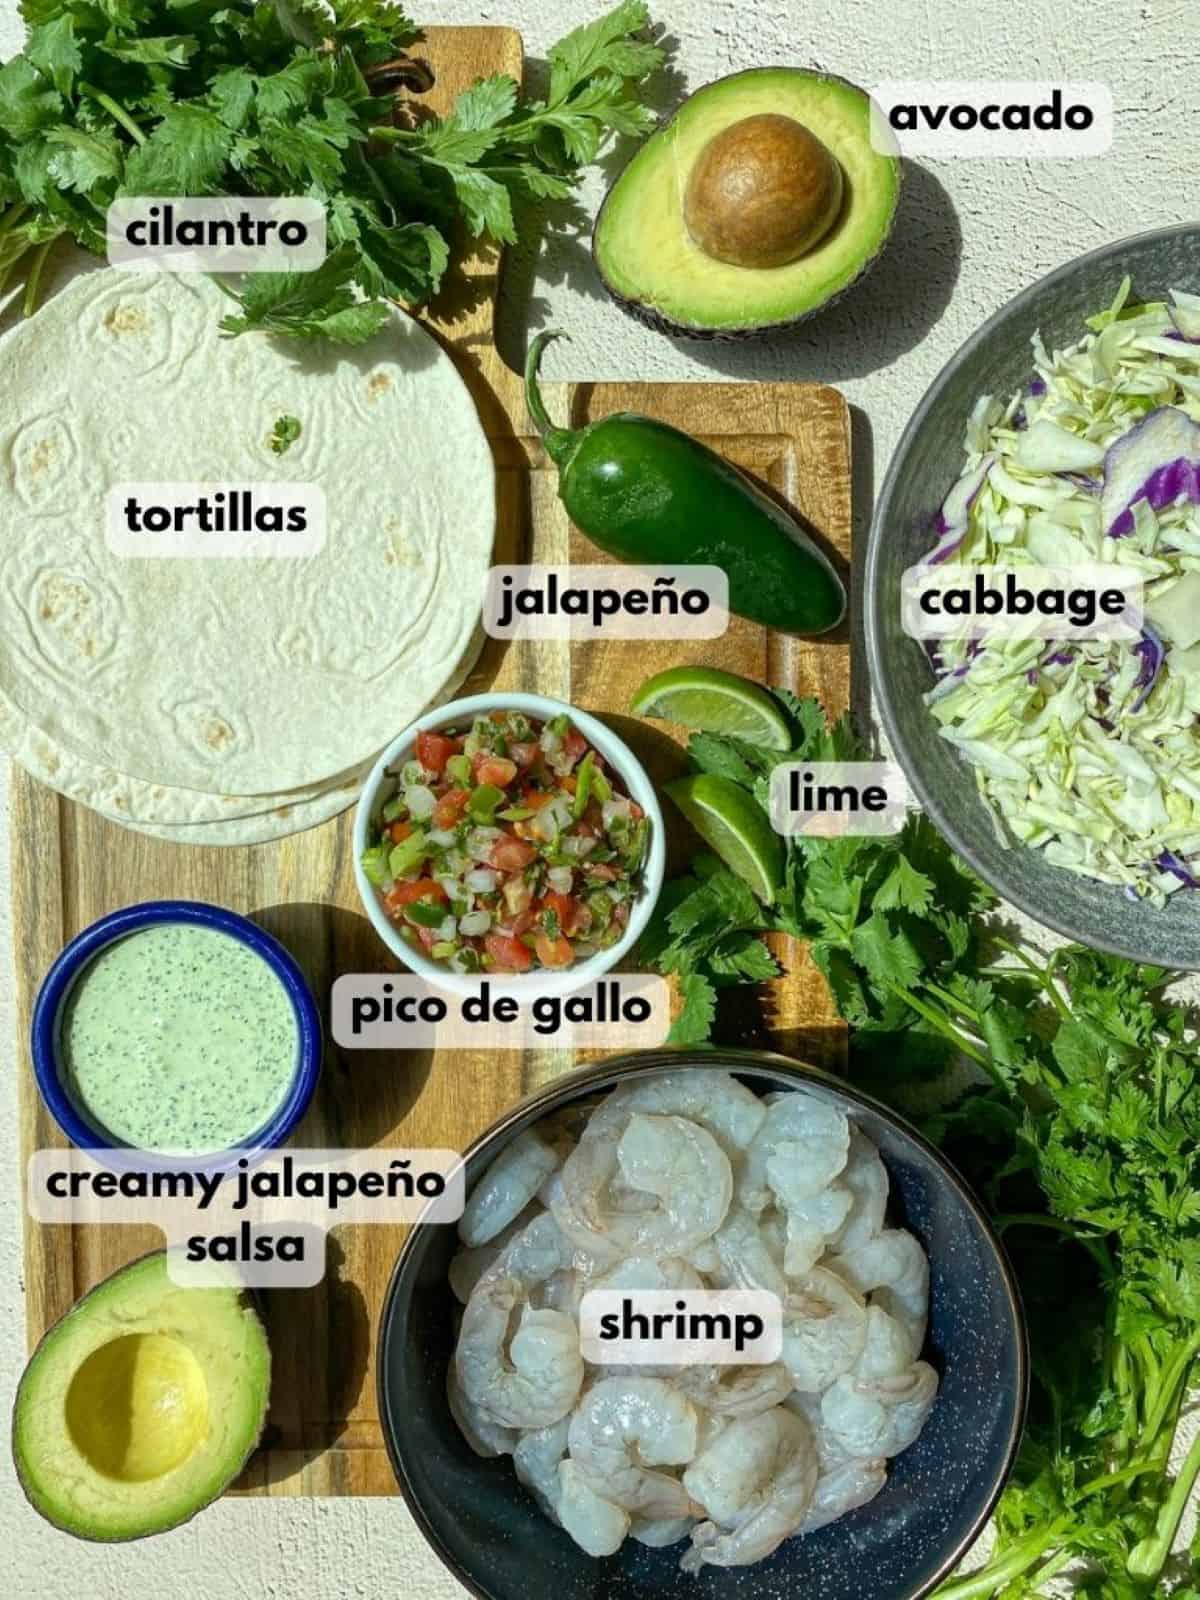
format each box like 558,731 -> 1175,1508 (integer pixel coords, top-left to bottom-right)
388,828 -> 429,877
591,766 -> 613,803
573,750 -> 596,819
381,794 -> 407,823
361,845 -> 389,887
446,753 -> 472,785
547,714 -> 569,736
430,941 -> 458,959
498,806 -> 535,821
405,898 -> 447,928
468,783 -> 505,821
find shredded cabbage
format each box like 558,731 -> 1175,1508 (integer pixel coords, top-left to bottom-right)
921,276 -> 1200,905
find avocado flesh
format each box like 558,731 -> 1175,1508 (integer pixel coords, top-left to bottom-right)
594,69 -> 901,336
13,1251 -> 270,1541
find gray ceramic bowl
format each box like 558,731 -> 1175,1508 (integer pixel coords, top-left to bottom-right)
867,223 -> 1200,965
377,1049 -> 1027,1600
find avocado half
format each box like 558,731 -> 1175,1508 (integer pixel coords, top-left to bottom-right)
13,1251 -> 270,1541
593,68 -> 902,339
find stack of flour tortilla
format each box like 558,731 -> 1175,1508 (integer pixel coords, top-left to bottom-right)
0,270 -> 495,844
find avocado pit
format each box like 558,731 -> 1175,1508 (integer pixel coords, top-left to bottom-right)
683,112 -> 844,269
65,1332 -> 210,1483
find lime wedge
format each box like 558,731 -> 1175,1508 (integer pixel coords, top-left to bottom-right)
632,666 -> 791,751
665,773 -> 785,905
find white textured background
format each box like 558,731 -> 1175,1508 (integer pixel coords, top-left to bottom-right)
3,0 -> 1197,1593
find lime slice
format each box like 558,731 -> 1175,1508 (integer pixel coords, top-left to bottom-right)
632,666 -> 791,751
665,773 -> 785,905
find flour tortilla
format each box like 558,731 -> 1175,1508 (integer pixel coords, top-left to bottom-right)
0,270 -> 495,794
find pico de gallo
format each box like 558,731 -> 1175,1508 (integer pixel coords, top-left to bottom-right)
361,709 -> 650,974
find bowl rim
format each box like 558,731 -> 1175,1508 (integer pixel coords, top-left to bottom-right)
866,221 -> 1200,962
376,1045 -> 1030,1600
351,690 -> 667,997
30,898 -> 323,1173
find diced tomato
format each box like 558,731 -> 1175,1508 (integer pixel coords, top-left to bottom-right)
586,863 -> 620,882
520,787 -> 553,810
561,774 -> 578,795
562,727 -> 588,769
629,802 -> 644,821
489,710 -> 507,723
486,933 -> 533,972
416,729 -> 459,775
432,788 -> 470,829
510,741 -> 539,769
533,932 -> 574,968
417,926 -> 440,949
388,819 -> 413,843
510,908 -> 536,937
383,878 -> 448,915
475,755 -> 518,787
540,890 -> 581,937
491,836 -> 537,872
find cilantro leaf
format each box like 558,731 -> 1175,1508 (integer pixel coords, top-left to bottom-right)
669,971 -> 716,1045
121,104 -> 234,194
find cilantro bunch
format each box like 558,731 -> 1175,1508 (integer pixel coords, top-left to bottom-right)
0,0 -> 662,338
641,694 -> 1200,1595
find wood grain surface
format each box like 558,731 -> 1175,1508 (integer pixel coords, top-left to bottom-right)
11,26 -> 852,1497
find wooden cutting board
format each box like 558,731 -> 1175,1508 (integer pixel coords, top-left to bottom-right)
10,27 -> 852,1496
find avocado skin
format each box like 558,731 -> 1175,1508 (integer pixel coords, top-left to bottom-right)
592,67 -> 903,342
12,1249 -> 271,1543
563,413 -> 845,635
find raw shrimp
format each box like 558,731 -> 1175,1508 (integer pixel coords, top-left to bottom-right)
487,1210 -> 575,1289
456,1277 -> 584,1429
831,1229 -> 930,1356
586,1069 -> 766,1156
630,1514 -> 694,1548
447,1363 -> 517,1458
856,1304 -> 919,1379
767,1159 -> 853,1276
585,1256 -> 704,1378
799,1458 -> 887,1535
712,1207 -> 788,1298
449,1204 -> 540,1303
820,1361 -> 939,1461
459,1130 -> 562,1248
781,1267 -> 868,1393
681,1408 -> 818,1571
830,1130 -> 890,1254
553,1114 -> 732,1262
534,1267 -> 583,1318
678,1363 -> 794,1417
568,1376 -> 699,1518
513,1418 -> 570,1520
739,1093 -> 850,1216
558,1460 -> 630,1557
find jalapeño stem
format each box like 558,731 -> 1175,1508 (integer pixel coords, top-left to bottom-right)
524,330 -> 578,468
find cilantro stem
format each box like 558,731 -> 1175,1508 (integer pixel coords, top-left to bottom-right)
79,83 -> 147,146
992,935 -> 1071,1020
21,239 -> 53,319
1127,1429 -> 1200,1582
932,1520 -> 1070,1597
886,983 -> 1001,1083
0,203 -> 28,236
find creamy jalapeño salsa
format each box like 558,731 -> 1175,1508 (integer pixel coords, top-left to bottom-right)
60,923 -> 298,1155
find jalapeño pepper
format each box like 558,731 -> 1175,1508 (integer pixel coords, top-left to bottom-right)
524,331 -> 845,636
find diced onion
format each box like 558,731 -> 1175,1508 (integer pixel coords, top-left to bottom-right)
466,867 -> 499,893
547,866 -> 574,894
601,797 -> 632,828
428,828 -> 458,848
467,826 -> 502,861
460,910 -> 491,936
436,916 -> 458,941
561,834 -> 597,858
405,784 -> 436,820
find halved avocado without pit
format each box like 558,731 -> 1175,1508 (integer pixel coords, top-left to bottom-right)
13,1250 -> 270,1541
593,68 -> 901,339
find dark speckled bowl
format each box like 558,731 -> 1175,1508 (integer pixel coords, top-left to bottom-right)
867,223 -> 1200,964
378,1050 -> 1027,1600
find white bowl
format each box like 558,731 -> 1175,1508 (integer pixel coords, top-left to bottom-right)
352,692 -> 666,997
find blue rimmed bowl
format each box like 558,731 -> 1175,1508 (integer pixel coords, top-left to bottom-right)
31,899 -> 322,1172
